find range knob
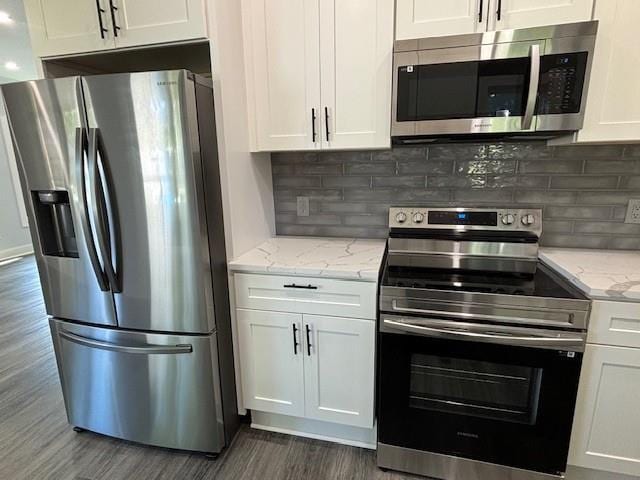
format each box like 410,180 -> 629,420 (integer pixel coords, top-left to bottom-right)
521,214 -> 535,226
395,212 -> 407,224
501,214 -> 516,225
413,212 -> 425,224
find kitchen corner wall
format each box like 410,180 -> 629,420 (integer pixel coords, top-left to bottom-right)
271,142 -> 640,250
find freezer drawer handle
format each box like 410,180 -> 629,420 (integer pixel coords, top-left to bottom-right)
59,330 -> 193,355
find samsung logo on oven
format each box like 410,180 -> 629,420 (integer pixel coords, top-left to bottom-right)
457,432 -> 480,439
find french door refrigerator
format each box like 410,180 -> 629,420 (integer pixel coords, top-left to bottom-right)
1,70 -> 239,453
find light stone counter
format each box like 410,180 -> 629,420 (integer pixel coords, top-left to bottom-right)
540,248 -> 640,302
229,237 -> 387,282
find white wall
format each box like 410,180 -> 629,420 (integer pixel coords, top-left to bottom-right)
206,0 -> 275,262
206,0 -> 276,415
0,0 -> 40,260
0,105 -> 32,260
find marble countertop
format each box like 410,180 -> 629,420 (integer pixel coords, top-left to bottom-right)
540,248 -> 640,302
229,237 -> 387,282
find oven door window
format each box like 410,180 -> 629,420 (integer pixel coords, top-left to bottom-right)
396,57 -> 530,121
410,353 -> 542,424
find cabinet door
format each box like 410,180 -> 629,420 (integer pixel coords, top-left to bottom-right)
319,0 -> 393,150
24,0 -> 115,57
237,309 -> 305,417
395,0 -> 487,41
572,0 -> 640,143
569,344 -> 640,476
492,0 -> 593,31
243,0 -> 321,151
303,315 -> 375,428
112,0 -> 206,48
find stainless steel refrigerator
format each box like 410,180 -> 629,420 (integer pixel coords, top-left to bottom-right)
1,70 -> 239,453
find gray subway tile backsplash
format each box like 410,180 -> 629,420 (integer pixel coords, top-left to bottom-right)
271,141 -> 640,250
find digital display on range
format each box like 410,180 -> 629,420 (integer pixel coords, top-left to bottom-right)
428,211 -> 498,226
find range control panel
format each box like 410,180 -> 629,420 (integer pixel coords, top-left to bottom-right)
389,207 -> 543,236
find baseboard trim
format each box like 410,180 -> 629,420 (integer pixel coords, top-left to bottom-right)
0,244 -> 33,262
250,411 -> 376,450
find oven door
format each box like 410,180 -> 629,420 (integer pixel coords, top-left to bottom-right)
378,315 -> 584,476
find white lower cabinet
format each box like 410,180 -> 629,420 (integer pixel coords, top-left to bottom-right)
237,309 -> 305,417
237,308 -> 375,429
303,315 -> 375,428
569,344 -> 640,477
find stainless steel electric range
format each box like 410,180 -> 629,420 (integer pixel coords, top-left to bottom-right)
377,207 -> 591,480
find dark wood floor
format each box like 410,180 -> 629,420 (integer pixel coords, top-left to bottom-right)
0,256 -> 418,480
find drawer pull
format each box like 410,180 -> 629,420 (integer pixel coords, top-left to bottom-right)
284,283 -> 318,290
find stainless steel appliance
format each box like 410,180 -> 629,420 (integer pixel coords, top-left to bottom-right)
1,70 -> 239,454
392,22 -> 597,141
377,207 -> 591,480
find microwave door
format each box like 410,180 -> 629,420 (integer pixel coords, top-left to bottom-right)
392,43 -> 542,137
1,78 -> 117,326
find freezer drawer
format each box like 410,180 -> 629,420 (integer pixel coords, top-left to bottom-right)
50,319 -> 225,453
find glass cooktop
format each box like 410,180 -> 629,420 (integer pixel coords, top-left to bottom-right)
382,262 -> 585,300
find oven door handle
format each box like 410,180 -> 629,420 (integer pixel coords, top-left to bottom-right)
382,318 -> 585,350
391,300 -> 574,326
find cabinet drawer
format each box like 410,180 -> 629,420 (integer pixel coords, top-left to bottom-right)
234,273 -> 377,320
587,301 -> 640,348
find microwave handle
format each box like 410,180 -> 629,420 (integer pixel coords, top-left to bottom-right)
522,44 -> 540,130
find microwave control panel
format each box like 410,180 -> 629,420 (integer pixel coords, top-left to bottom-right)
537,52 -> 588,115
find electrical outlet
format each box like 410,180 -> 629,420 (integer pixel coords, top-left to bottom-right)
297,196 -> 310,217
625,199 -> 640,224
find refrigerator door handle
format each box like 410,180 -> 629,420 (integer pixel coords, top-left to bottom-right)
76,127 -> 109,292
59,330 -> 193,354
88,128 -> 121,293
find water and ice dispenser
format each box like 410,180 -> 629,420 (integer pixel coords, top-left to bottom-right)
32,190 -> 79,258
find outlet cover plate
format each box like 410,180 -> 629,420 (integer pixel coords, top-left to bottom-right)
297,196 -> 310,217
625,199 -> 640,224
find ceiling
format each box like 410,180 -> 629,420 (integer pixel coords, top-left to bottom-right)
0,0 -> 39,84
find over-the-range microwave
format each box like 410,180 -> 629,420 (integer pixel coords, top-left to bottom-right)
392,21 -> 597,143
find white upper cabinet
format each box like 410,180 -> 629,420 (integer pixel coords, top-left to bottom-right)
568,0 -> 640,143
242,0 -> 321,151
24,0 -> 115,57
319,0 -> 393,150
24,0 -> 206,57
395,0 -> 594,40
492,0 -> 594,31
569,344 -> 640,476
243,0 -> 394,152
395,0 -> 487,40
111,0 -> 207,49
303,315 -> 375,428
